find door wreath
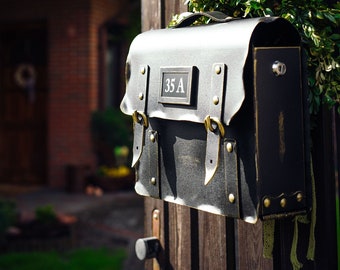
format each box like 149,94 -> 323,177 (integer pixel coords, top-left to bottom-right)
14,64 -> 36,88
14,63 -> 36,102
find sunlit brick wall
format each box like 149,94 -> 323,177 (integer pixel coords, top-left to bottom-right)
48,0 -> 93,188
48,0 -> 126,188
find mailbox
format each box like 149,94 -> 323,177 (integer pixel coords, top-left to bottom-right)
120,12 -> 310,223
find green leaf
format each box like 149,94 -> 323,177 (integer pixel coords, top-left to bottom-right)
264,8 -> 274,16
317,11 -> 325,19
324,12 -> 337,24
330,34 -> 340,40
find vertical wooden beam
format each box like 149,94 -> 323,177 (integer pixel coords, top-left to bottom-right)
166,204 -> 197,269
235,220 -> 273,270
312,106 -> 338,269
198,212 -> 230,269
141,0 -> 164,32
140,1 -> 164,269
144,197 -> 165,270
157,4 -> 191,269
141,1 -> 188,270
334,110 -> 340,267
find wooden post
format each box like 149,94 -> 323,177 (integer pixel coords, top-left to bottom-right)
235,220 -> 273,269
141,2 -> 188,270
139,1 -> 339,269
311,106 -> 338,268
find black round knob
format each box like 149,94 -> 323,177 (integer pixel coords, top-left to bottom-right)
135,237 -> 160,260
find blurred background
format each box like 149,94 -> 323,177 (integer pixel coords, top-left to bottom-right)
0,0 -> 143,269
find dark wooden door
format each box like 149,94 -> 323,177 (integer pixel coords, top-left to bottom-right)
0,22 -> 47,186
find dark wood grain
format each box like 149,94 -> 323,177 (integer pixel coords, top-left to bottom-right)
144,197 -> 165,270
141,0 -> 163,32
236,220 -> 273,270
164,0 -> 188,27
198,211 -> 229,269
167,204 -> 196,270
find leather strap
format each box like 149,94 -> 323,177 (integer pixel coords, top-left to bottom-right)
174,11 -> 234,28
224,139 -> 240,218
131,65 -> 149,168
204,63 -> 226,185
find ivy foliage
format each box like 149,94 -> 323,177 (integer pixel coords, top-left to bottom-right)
171,0 -> 340,115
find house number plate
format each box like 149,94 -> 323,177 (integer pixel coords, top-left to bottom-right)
159,66 -> 194,105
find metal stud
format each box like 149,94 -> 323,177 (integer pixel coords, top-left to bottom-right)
153,210 -> 159,220
215,65 -> 221,75
226,142 -> 233,153
150,133 -> 155,143
140,66 -> 146,75
280,198 -> 287,208
213,96 -> 219,105
272,61 -> 287,76
150,177 -> 156,185
263,198 -> 271,208
296,193 -> 303,202
138,92 -> 144,100
228,193 -> 235,204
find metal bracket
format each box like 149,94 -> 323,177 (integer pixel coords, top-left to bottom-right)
261,191 -> 306,218
224,139 -> 240,218
152,209 -> 160,270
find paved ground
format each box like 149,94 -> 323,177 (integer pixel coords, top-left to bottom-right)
5,187 -> 145,270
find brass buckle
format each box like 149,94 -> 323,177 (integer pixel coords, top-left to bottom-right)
204,115 -> 225,137
132,110 -> 149,128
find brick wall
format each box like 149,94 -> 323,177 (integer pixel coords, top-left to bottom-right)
0,0 -> 129,188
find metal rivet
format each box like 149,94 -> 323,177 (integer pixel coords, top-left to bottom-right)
228,193 -> 235,204
280,198 -> 287,208
138,92 -> 144,100
226,142 -> 233,153
215,65 -> 221,75
272,61 -> 286,76
263,198 -> 271,208
153,211 -> 159,220
150,177 -> 156,185
140,66 -> 146,75
150,133 -> 155,143
296,193 -> 303,202
213,96 -> 219,105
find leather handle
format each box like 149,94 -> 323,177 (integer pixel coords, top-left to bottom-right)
174,11 -> 234,28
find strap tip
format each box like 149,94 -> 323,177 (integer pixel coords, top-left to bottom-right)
204,170 -> 215,185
